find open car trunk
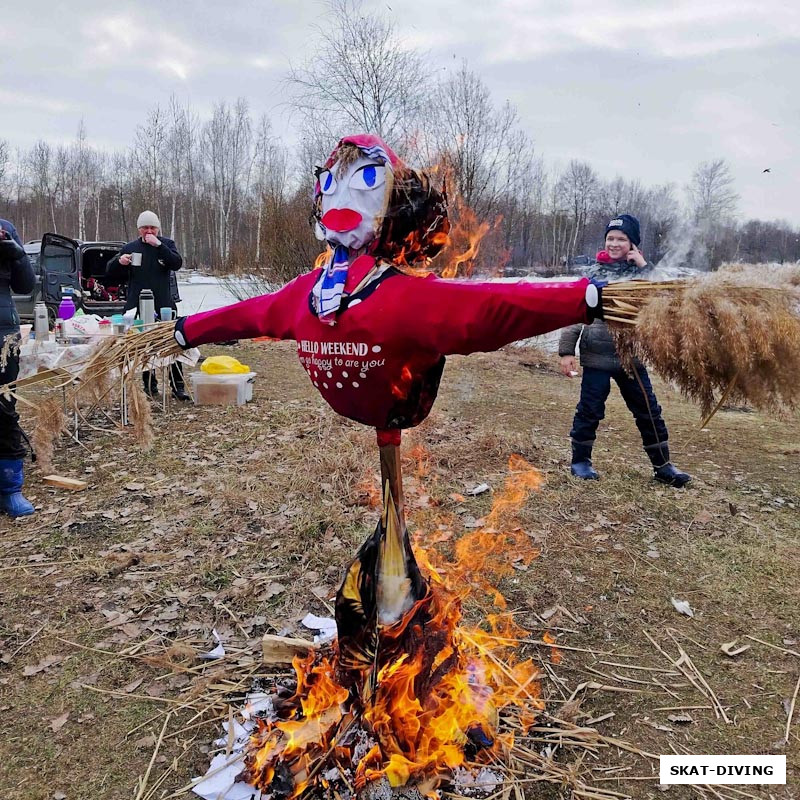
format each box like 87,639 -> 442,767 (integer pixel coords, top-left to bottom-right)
78,243 -> 127,316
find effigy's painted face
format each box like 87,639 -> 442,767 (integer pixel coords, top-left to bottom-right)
317,155 -> 388,250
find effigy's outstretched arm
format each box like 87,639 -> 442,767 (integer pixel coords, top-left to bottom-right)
405,275 -> 602,357
173,274 -> 310,348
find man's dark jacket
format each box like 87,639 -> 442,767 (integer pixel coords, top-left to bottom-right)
0,219 -> 36,338
106,236 -> 182,314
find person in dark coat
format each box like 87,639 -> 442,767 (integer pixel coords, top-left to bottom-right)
106,211 -> 190,400
558,214 -> 691,487
0,219 -> 36,516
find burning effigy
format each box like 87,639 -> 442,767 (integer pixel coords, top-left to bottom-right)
166,134 -> 600,796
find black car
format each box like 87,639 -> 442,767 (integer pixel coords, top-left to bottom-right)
12,234 -> 180,326
13,233 -> 128,322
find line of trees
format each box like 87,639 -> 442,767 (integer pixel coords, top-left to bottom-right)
0,0 -> 797,281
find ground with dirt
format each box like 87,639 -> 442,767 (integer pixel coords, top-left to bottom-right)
1,340 -> 798,799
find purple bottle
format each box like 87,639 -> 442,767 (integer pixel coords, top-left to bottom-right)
58,290 -> 76,321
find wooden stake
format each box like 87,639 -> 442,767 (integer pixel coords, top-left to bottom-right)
261,634 -> 316,664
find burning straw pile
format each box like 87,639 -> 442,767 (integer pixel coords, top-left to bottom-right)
602,262 -> 800,422
186,457 -> 651,800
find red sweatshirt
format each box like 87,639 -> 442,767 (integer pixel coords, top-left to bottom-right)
182,268 -> 593,430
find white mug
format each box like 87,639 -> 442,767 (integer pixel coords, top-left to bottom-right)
130,252 -> 142,266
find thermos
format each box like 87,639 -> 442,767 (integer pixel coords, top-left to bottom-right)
138,289 -> 155,325
58,290 -> 76,321
34,303 -> 49,340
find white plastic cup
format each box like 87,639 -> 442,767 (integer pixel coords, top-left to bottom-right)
159,307 -> 175,321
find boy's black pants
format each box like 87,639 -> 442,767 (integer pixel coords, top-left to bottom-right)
569,365 -> 669,463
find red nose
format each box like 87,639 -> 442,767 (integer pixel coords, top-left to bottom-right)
321,208 -> 363,232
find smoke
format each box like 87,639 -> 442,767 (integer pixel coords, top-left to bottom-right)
651,221 -> 707,279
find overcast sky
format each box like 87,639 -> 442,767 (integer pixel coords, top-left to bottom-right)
2,0 -> 798,222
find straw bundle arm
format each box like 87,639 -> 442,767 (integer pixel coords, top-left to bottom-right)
2,323 -> 184,465
600,264 -> 800,418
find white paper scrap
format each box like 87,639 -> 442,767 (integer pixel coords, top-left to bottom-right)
671,597 -> 695,618
301,613 -> 337,643
199,628 -> 226,660
191,752 -> 258,800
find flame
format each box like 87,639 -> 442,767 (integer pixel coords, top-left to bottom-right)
314,248 -> 332,269
354,471 -> 381,509
243,454 -> 546,796
434,194 -> 510,280
390,364 -> 414,400
542,631 -> 562,665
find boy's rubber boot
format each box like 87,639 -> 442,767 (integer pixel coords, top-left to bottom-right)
0,459 -> 35,517
648,444 -> 691,488
654,463 -> 692,487
570,443 -> 599,480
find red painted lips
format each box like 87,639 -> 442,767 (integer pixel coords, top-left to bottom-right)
321,208 -> 363,232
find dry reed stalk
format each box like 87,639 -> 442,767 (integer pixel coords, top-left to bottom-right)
605,264 -> 800,417
30,395 -> 67,474
0,332 -> 20,371
128,379 -> 155,449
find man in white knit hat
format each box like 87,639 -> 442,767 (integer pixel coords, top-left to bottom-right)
106,211 -> 190,400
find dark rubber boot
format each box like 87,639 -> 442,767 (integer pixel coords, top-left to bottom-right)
570,443 -> 599,480
169,363 -> 191,402
0,458 -> 35,517
648,444 -> 691,487
143,371 -> 159,397
654,463 -> 692,487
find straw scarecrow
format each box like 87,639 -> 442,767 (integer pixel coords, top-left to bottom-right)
169,133 -> 603,652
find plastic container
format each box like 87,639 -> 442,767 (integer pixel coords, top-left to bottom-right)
187,372 -> 256,406
58,291 -> 76,321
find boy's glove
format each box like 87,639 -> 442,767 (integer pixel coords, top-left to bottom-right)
586,277 -> 606,321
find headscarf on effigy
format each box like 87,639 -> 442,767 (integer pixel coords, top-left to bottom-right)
310,134 -> 449,324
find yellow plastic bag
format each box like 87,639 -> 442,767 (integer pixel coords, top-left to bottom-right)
200,355 -> 250,374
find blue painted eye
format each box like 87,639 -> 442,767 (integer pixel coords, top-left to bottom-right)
319,170 -> 336,195
350,163 -> 385,191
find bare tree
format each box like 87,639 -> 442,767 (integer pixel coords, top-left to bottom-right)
0,139 -> 10,210
557,160 -> 599,265
133,106 -> 168,216
165,97 -> 199,253
287,0 -> 428,149
687,159 -> 739,268
688,159 -> 739,222
423,63 -> 528,219
201,98 -> 254,265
